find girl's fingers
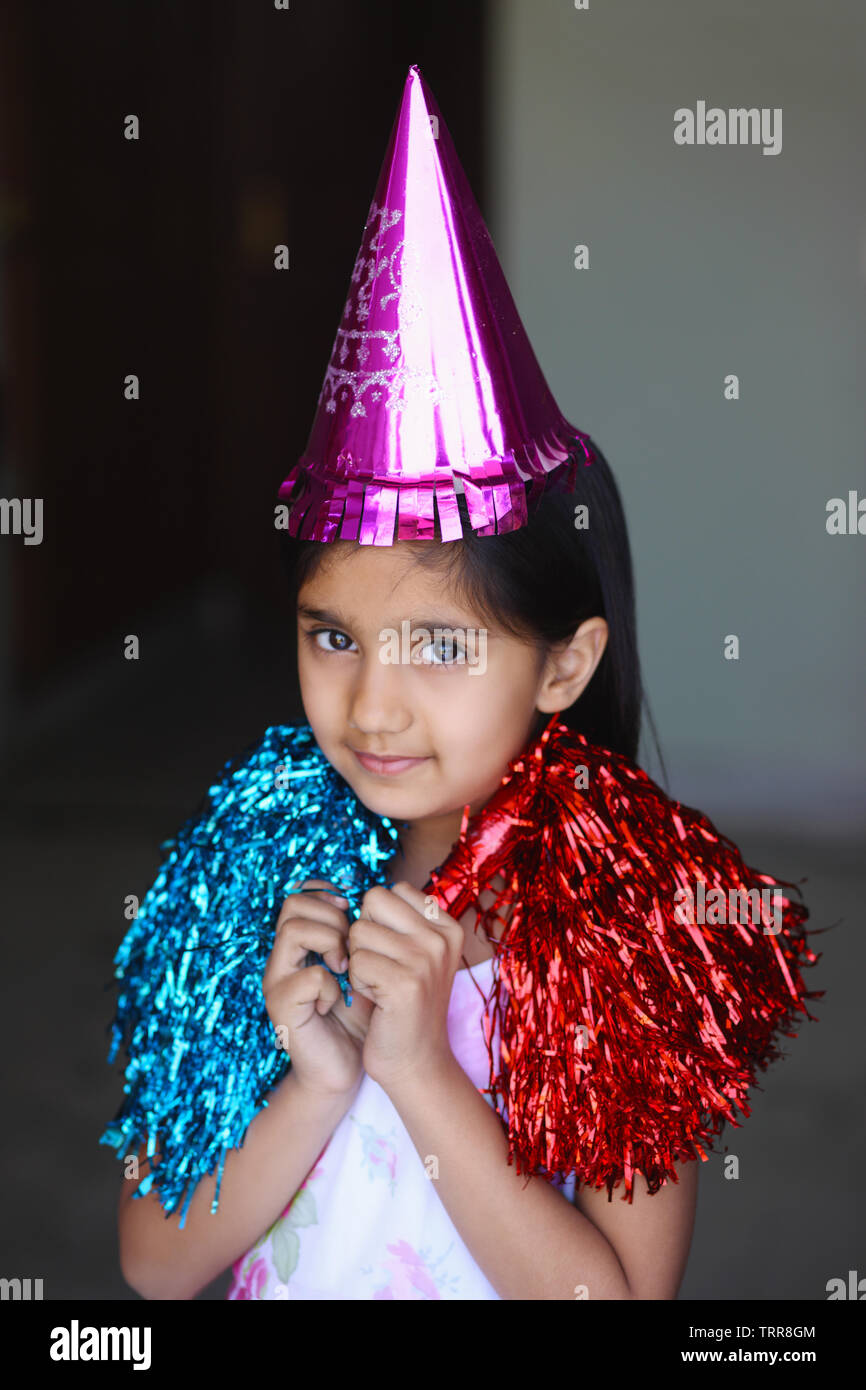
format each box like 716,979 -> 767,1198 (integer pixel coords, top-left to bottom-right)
357,884 -> 417,934
348,887 -> 463,1003
265,919 -> 350,983
285,878 -> 351,908
273,965 -> 342,1026
386,882 -> 454,940
277,894 -> 350,934
358,882 -> 460,954
347,946 -> 400,1001
386,881 -> 438,915
349,915 -> 424,968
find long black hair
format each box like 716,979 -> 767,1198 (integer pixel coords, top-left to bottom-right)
277,439 -> 667,786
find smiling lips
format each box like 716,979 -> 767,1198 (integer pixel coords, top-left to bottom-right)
349,748 -> 431,777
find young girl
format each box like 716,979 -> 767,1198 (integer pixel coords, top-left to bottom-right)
103,66 -> 818,1301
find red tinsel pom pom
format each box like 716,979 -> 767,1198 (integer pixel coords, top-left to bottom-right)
427,718 -> 823,1202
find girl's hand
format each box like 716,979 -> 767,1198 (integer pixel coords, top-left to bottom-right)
262,879 -> 375,1099
347,882 -> 464,1092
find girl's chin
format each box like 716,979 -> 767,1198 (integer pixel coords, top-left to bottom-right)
354,785 -> 435,815
347,777 -> 449,823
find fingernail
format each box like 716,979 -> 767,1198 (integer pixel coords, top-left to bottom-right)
338,956 -> 349,972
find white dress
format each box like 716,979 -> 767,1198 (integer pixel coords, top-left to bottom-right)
226,954 -> 576,1299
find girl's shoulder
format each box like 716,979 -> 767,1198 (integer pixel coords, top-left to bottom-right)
202,720 -> 319,800
171,722 -> 328,840
158,719 -> 397,894
100,719 -> 395,1227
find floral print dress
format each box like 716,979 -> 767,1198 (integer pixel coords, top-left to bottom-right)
227,955 -> 576,1299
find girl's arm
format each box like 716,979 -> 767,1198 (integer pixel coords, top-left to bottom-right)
386,1054 -> 698,1301
118,1069 -> 358,1300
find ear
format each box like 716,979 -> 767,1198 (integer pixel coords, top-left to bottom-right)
535,617 -> 609,714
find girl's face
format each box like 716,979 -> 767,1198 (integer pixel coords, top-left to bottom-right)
296,541 -> 553,826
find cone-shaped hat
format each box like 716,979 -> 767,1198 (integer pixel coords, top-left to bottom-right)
278,64 -> 596,545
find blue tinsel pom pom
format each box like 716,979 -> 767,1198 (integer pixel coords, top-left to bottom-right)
99,723 -> 398,1227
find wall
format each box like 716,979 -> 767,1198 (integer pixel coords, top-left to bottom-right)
487,0 -> 865,838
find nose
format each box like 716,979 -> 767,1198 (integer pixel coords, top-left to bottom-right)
347,643 -> 413,738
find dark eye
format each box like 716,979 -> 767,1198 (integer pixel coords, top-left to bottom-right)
310,628 -> 357,653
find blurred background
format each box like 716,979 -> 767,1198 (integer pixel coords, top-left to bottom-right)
0,0 -> 862,1299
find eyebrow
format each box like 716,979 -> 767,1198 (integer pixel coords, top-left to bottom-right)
297,611 -> 346,628
297,604 -> 489,632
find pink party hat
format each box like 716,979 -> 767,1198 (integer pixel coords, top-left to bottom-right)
278,64 -> 596,545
